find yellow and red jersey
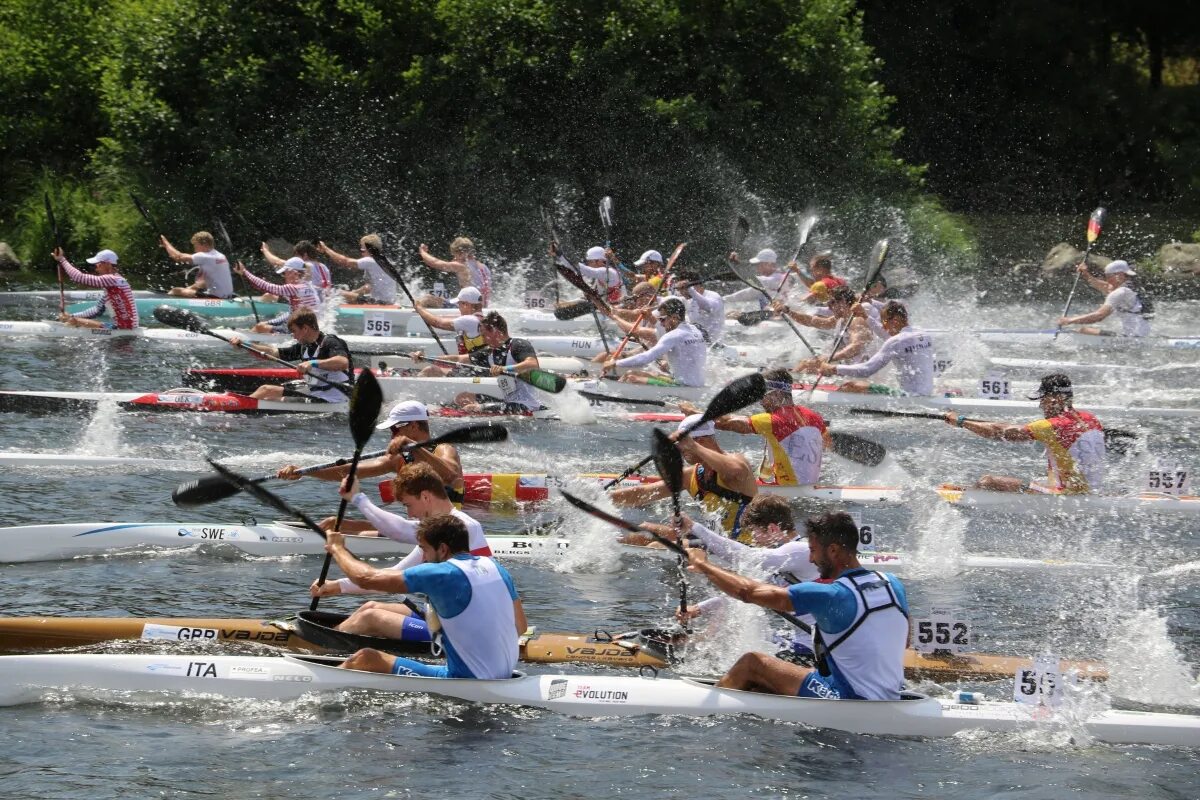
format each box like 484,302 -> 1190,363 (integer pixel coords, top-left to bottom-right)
750,405 -> 827,486
1025,410 -> 1105,494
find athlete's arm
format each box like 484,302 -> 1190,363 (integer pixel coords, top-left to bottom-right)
830,337 -> 895,379
160,236 -> 193,264
415,305 -> 457,331
403,444 -> 463,492
683,545 -> 793,612
419,245 -> 468,280
610,478 -> 670,507
325,532 -> 410,593
259,243 -> 285,268
943,413 -> 1033,442
352,492 -> 419,544
829,318 -> 872,363
681,441 -> 755,493
319,242 -> 359,270
512,599 -> 528,637
1061,305 -> 1112,326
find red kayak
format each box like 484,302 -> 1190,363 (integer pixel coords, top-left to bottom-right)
184,367 -> 389,395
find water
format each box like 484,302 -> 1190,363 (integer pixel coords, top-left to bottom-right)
0,293 -> 1198,798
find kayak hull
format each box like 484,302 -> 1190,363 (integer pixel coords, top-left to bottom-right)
937,484 -> 1200,515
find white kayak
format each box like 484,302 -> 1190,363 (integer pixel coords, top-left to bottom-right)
937,484 -> 1200,515
0,289 -> 164,306
0,653 -> 1193,746
799,388 -> 1200,420
986,357 -> 1200,376
976,329 -> 1200,351
0,452 -> 201,470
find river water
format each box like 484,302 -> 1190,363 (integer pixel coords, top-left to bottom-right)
0,283 -> 1197,798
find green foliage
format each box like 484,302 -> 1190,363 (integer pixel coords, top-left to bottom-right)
903,197 -> 978,270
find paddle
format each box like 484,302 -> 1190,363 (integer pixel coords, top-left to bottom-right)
43,193 -> 65,314
847,407 -> 1138,454
603,373 -> 767,489
130,192 -> 170,287
608,242 -> 687,363
828,431 -> 887,468
206,458 -> 331,539
544,209 -> 611,354
173,424 -> 509,507
651,428 -> 690,620
801,238 -> 890,404
311,369 -> 384,610
363,242 -> 448,355
735,213 -> 819,327
410,352 -> 567,393
553,299 -> 596,321
152,305 -> 352,393
1054,207 -> 1107,340
214,219 -> 260,324
578,390 -> 667,407
726,259 -> 818,355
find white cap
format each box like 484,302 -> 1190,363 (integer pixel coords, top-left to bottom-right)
376,400 -> 429,429
748,248 -> 777,265
585,246 -> 607,261
85,249 -> 119,265
451,286 -> 483,304
1104,259 -> 1136,276
276,256 -> 305,274
677,413 -> 716,438
634,249 -> 663,266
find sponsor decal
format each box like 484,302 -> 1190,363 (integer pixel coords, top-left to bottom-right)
867,554 -> 899,563
270,536 -> 305,543
178,527 -> 239,540
187,661 -> 218,678
565,646 -> 635,660
570,340 -> 593,349
518,475 -> 548,489
220,629 -> 291,643
145,662 -> 186,674
89,329 -> 113,336
141,624 -> 219,642
230,665 -> 272,681
272,674 -> 313,683
947,703 -> 981,711
572,684 -> 629,703
158,394 -> 204,404
547,678 -> 568,700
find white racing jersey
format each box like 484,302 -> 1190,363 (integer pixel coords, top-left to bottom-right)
833,325 -> 934,395
685,287 -> 725,344
1104,286 -> 1151,337
615,321 -> 708,387
192,250 -> 234,299
357,256 -> 398,304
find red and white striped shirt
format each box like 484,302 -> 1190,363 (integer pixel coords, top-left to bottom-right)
243,271 -> 322,313
57,256 -> 139,329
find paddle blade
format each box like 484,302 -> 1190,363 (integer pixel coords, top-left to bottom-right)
172,474 -> 245,507
664,242 -> 687,272
736,309 -> 772,326
829,431 -> 886,467
214,219 -> 234,253
599,196 -> 614,228
797,213 -> 818,249
129,193 -> 154,227
560,489 -> 644,536
348,369 -> 384,450
697,373 -> 767,425
554,299 -> 595,320
153,304 -> 210,333
732,215 -> 751,250
1086,207 -> 1106,245
44,193 -> 61,250
425,424 -> 509,448
651,428 -> 684,497
727,258 -> 767,297
205,459 -> 327,539
524,368 -> 567,393
864,239 -> 890,288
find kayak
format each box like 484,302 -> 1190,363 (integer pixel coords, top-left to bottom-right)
976,329 -> 1200,351
985,357 -> 1200,376
0,452 -> 201,470
937,484 -> 1200,515
0,289 -> 163,305
799,388 -> 1200,421
0,614 -> 1107,684
0,653 -> 1192,746
0,389 -> 349,415
66,296 -> 287,319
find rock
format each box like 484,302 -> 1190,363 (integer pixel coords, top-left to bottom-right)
1040,242 -> 1114,275
0,242 -> 21,271
1158,242 -> 1200,274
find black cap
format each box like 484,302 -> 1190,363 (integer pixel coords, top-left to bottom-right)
656,298 -> 686,319
1029,373 -> 1073,400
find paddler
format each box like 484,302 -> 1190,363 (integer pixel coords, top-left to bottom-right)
418,237 -> 493,307
412,286 -> 486,377
1058,259 -> 1152,337
276,399 -> 466,506
319,234 -> 399,305
415,311 -> 544,415
260,240 -> 332,303
309,463 -> 493,643
677,510 -> 909,699
673,269 -> 725,345
799,252 -> 847,305
161,230 -> 235,299
228,308 -> 351,403
321,513 -> 525,679
724,249 -> 791,310
611,415 -> 757,538
600,298 -> 707,386
633,250 -> 666,289
942,373 -> 1105,494
235,258 -> 322,334
679,368 -> 829,489
771,286 -> 877,364
51,247 -> 139,330
556,244 -> 625,304
795,301 -> 935,396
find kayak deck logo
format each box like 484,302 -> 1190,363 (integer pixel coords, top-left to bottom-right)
571,683 -> 629,703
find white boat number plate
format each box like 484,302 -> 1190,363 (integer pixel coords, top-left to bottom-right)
432,282 -> 450,299
523,291 -> 548,310
847,511 -> 874,553
497,375 -> 518,396
1145,462 -> 1190,496
910,607 -> 971,654
1013,655 -> 1072,707
933,357 -> 953,377
978,371 -> 1010,400
363,312 -> 392,336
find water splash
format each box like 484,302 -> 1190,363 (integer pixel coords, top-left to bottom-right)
1104,608 -> 1200,707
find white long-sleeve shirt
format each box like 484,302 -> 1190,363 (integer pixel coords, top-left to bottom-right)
615,321 -> 708,386
724,272 -> 788,306
687,521 -> 818,616
833,325 -> 934,395
685,287 -> 725,343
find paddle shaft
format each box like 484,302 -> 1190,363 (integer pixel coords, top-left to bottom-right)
1055,209 -> 1107,340
310,448 -> 366,611
366,244 -> 448,355
43,194 -> 64,314
207,327 -> 352,393
414,353 -> 560,393
851,406 -> 1136,442
545,216 -> 611,354
609,242 -> 686,361
214,219 -> 260,324
731,271 -> 818,356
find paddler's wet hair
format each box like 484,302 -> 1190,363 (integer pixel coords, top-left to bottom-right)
829,286 -> 856,305
742,496 -> 795,533
450,237 -> 475,256
294,240 -> 319,260
393,463 -> 448,500
880,301 -> 908,324
418,513 -> 470,553
811,253 -> 833,272
480,311 -> 508,333
287,308 -> 319,331
360,234 -> 382,251
191,231 -> 215,248
805,511 -> 860,552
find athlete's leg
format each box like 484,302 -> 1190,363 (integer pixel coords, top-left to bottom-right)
975,475 -> 1027,492
717,651 -> 808,694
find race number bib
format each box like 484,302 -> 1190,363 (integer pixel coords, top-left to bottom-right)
978,371 -> 1010,400
1013,655 -> 1070,707
431,282 -> 450,300
523,291 -> 548,310
910,607 -> 972,654
847,511 -> 875,553
933,356 -> 953,377
1145,462 -> 1190,495
496,374 -> 518,399
362,312 -> 392,337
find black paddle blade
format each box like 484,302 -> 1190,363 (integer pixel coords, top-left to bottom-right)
205,459 -> 327,539
348,369 -> 384,450
699,373 -> 767,424
425,424 -> 509,448
732,215 -> 751,250
129,193 -> 155,227
559,489 -> 643,535
554,299 -> 595,320
829,432 -> 887,467
44,193 -> 62,250
864,239 -> 890,287
172,474 -> 244,507
651,428 -> 685,497
736,309 -> 772,326
153,304 -> 210,333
